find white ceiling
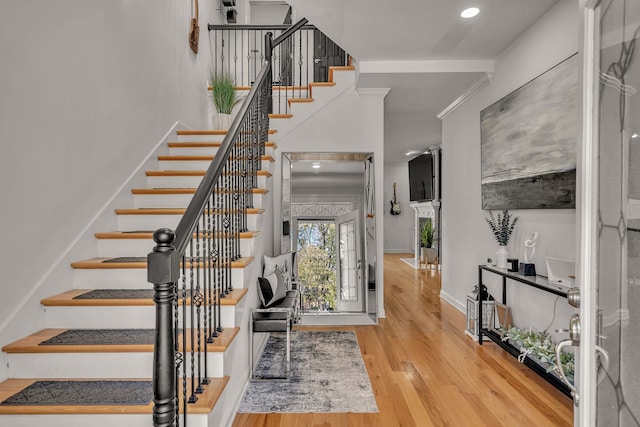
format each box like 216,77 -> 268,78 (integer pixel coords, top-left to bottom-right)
288,0 -> 561,164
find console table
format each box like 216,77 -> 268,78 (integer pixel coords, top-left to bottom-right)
477,264 -> 571,398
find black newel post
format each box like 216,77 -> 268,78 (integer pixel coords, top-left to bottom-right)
149,228 -> 179,427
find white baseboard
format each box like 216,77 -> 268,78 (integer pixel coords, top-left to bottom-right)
383,249 -> 414,254
439,290 -> 465,314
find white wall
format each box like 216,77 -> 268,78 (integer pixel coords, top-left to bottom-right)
271,87 -> 388,318
0,0 -> 223,379
441,0 -> 578,339
383,162 -> 414,253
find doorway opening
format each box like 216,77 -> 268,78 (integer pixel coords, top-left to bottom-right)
296,219 -> 337,312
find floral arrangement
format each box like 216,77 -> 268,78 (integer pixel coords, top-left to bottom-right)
485,210 -> 518,246
501,326 -> 575,380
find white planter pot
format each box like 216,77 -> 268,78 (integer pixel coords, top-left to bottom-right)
212,113 -> 233,130
496,245 -> 509,269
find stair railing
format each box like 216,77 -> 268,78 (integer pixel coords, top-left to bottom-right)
148,19 -> 308,427
208,19 -> 348,114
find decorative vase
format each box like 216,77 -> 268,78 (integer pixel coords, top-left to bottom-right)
212,112 -> 233,130
496,245 -> 509,269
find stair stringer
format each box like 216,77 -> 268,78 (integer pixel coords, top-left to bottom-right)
213,158 -> 275,427
267,68 -> 356,141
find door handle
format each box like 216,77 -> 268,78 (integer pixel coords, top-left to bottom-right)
556,340 -> 579,406
314,58 -> 322,64
595,344 -> 610,383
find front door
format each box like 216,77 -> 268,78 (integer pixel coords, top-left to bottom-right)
313,29 -> 346,82
574,1 -> 640,425
336,210 -> 364,312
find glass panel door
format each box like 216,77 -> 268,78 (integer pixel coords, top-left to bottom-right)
336,210 -> 363,312
582,1 -> 640,424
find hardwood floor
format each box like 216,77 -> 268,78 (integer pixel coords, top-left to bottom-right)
233,253 -> 573,426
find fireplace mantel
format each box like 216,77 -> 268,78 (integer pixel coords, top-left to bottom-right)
401,201 -> 441,269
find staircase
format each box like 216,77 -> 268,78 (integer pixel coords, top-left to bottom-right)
0,65 -> 355,426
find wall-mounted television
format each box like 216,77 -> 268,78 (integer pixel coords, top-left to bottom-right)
408,154 -> 434,202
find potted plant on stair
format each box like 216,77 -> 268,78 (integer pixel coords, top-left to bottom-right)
209,70 -> 243,129
420,219 -> 437,267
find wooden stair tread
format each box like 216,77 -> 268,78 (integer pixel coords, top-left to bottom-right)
70,257 -> 254,269
0,377 -> 228,415
157,154 -> 275,162
167,141 -> 277,150
145,169 -> 272,177
94,231 -> 260,240
176,129 -> 276,135
309,82 -> 337,87
114,208 -> 265,215
131,187 -> 268,195
2,328 -> 239,354
41,288 -> 248,307
288,98 -> 314,104
328,65 -> 354,83
268,114 -> 293,119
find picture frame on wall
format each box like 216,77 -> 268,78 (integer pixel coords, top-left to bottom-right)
480,53 -> 578,209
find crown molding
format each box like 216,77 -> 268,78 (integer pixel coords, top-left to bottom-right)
437,72 -> 492,120
356,87 -> 391,98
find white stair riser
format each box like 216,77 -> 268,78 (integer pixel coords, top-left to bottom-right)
44,305 -> 236,330
73,266 -> 250,290
98,236 -> 257,259
159,160 -> 273,174
0,414 -> 208,427
116,211 -> 262,232
177,134 -> 225,143
147,174 -> 269,189
6,352 -> 225,379
132,193 -> 264,210
168,145 -> 275,157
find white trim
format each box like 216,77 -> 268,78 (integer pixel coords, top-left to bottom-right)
355,87 -> 391,98
579,1 -> 599,423
439,290 -> 466,313
358,59 -> 494,74
0,121 -> 183,336
437,73 -> 492,120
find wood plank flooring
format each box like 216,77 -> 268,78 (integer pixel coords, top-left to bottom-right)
232,253 -> 573,427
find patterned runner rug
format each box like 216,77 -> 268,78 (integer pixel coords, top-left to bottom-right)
238,330 -> 378,413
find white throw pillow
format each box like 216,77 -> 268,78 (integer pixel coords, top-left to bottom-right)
263,253 -> 292,290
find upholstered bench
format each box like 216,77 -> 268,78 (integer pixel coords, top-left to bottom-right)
250,289 -> 300,379
249,252 -> 300,379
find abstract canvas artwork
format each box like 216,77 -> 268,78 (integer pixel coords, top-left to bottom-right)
481,54 -> 578,209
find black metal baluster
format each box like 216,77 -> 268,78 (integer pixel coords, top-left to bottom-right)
207,197 -> 215,344
215,180 -> 223,334
194,224 -> 203,394
187,239 -> 197,404
305,28 -> 309,93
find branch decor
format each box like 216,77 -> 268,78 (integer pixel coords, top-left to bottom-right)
485,210 -> 518,246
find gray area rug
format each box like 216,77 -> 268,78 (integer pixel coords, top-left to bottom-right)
74,289 -> 154,299
40,329 -> 155,345
0,380 -> 152,405
238,331 -> 378,413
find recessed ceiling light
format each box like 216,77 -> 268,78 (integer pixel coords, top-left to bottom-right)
461,7 -> 480,18
312,163 -> 320,169
632,133 -> 639,139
